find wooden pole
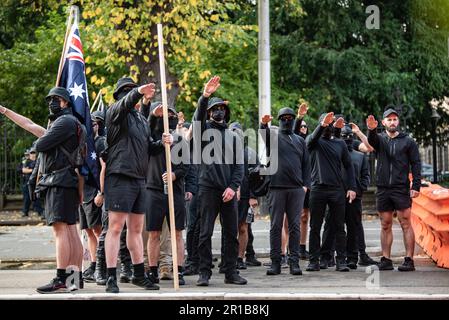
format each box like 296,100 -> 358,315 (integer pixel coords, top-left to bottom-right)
157,23 -> 179,290
55,5 -> 77,86
90,90 -> 102,113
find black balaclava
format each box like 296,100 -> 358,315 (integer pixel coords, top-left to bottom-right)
279,117 -> 294,134
169,114 -> 178,131
341,125 -> 354,151
211,108 -> 226,122
116,86 -> 133,101
48,96 -> 62,115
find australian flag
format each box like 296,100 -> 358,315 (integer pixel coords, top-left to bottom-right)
59,22 -> 99,188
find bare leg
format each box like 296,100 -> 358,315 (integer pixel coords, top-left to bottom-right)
148,231 -> 161,267
397,208 -> 415,258
68,224 -> 83,271
379,211 -> 394,258
281,214 -> 288,255
300,208 -> 309,245
53,222 -> 71,269
175,230 -> 185,267
85,228 -> 98,262
105,211 -> 127,268
125,213 -> 145,264
238,222 -> 248,258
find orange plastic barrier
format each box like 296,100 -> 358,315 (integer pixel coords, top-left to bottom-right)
411,183 -> 449,269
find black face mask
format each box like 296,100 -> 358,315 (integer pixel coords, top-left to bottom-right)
279,118 -> 294,134
169,117 -> 178,130
322,124 -> 333,139
342,135 -> 354,151
211,109 -> 225,122
48,97 -> 62,115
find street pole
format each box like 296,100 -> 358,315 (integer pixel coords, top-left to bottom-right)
258,0 -> 270,164
431,109 -> 441,183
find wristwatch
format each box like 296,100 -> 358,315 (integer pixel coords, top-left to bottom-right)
98,191 -> 104,196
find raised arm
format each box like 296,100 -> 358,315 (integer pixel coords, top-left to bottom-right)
366,115 -> 380,151
350,122 -> 374,153
307,112 -> 334,150
0,105 -> 46,137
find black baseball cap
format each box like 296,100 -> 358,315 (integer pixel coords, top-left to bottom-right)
383,108 -> 399,119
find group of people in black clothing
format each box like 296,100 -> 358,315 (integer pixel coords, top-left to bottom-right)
0,73 -> 421,294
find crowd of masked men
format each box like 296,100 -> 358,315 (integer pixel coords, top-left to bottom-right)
0,74 -> 422,294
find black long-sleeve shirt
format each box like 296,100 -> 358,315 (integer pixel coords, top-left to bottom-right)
306,125 -> 357,190
260,123 -> 311,189
343,149 -> 370,198
105,88 -> 162,179
193,95 -> 244,192
368,130 -> 421,191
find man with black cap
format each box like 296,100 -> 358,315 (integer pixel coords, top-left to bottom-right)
193,76 -> 245,286
104,77 -> 172,293
144,101 -> 187,286
20,145 -> 44,218
1,87 -> 85,293
260,107 -> 311,276
306,112 -> 357,272
367,109 -> 421,271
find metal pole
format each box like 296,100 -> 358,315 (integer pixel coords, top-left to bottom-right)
432,120 -> 438,183
258,0 -> 271,163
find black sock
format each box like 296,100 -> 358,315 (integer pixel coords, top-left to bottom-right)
89,262 -> 97,270
107,268 -> 117,279
133,263 -> 145,278
150,266 -> 159,277
300,244 -> 306,250
56,269 -> 67,281
178,266 -> 184,274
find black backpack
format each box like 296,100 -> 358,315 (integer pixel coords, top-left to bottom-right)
59,114 -> 87,167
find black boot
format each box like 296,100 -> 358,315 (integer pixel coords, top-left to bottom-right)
336,260 -> 350,272
95,257 -> 107,286
358,253 -> 378,266
289,262 -> 303,275
306,261 -> 320,271
119,261 -> 133,283
266,262 -> 281,275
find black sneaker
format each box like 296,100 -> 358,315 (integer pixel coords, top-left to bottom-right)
36,278 -> 69,294
336,261 -> 350,272
358,254 -> 379,266
328,256 -> 336,268
280,255 -> 288,269
398,257 -> 415,272
197,273 -> 210,286
245,256 -> 262,267
145,271 -> 160,284
289,262 -> 303,275
183,265 -> 199,276
266,262 -> 281,275
319,258 -> 329,270
105,276 -> 119,294
378,256 -> 394,271
306,261 -> 320,271
347,260 -> 358,270
299,249 -> 310,260
236,258 -> 247,270
82,267 -> 96,283
224,272 -> 247,285
119,262 -> 133,283
132,275 -> 160,290
178,273 -> 186,286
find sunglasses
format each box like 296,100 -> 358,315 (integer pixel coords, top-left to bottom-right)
300,125 -> 308,128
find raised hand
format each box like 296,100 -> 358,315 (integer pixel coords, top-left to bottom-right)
334,117 -> 345,129
261,114 -> 273,125
349,122 -> 360,134
366,115 -> 378,130
203,76 -> 221,97
177,111 -> 185,127
138,83 -> 156,100
152,104 -> 163,117
0,105 -> 6,114
297,102 -> 308,118
321,112 -> 334,127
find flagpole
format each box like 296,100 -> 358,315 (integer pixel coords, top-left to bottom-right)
90,90 -> 102,113
157,23 -> 179,291
55,5 -> 77,86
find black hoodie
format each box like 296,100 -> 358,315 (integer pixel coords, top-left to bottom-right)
193,95 -> 244,192
368,130 -> 421,191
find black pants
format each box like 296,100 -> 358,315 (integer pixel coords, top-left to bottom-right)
198,187 -> 238,277
268,188 -> 305,264
245,223 -> 256,259
185,194 -> 201,267
309,186 -> 346,263
96,207 -> 131,265
22,184 -> 43,215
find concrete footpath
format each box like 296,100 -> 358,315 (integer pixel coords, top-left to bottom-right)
0,218 -> 449,300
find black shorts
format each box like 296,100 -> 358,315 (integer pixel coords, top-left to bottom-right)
105,174 -> 146,214
79,199 -> 102,230
45,187 -> 79,226
303,189 -> 310,209
238,199 -> 251,223
145,189 -> 185,231
376,187 -> 412,212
